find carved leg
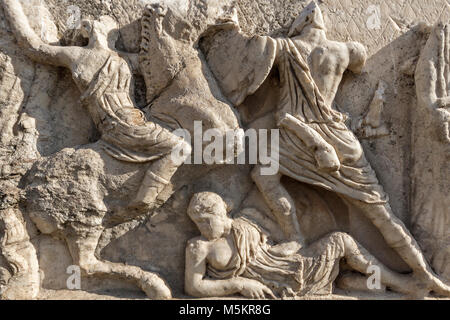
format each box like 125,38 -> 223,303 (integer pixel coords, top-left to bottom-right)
345,199 -> 450,297
130,140 -> 191,212
251,165 -> 303,243
336,232 -> 419,296
64,225 -> 172,299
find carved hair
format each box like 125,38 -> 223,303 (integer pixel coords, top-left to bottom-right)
187,192 -> 230,219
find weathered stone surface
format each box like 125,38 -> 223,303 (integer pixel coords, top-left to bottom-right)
0,0 -> 448,300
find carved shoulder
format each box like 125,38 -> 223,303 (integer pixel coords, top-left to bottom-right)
186,237 -> 210,260
346,41 -> 367,74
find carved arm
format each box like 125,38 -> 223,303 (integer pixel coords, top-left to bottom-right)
347,41 -> 367,74
117,51 -> 141,75
2,0 -> 79,67
184,239 -> 276,299
184,239 -> 244,298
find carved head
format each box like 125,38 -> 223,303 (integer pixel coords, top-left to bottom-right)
187,192 -> 232,240
80,16 -> 119,48
288,1 -> 326,37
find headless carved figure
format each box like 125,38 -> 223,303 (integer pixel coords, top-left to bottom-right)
249,2 -> 450,297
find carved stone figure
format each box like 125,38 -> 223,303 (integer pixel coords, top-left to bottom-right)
0,0 -> 448,301
3,1 -> 193,215
185,192 -> 422,299
201,2 -> 450,296
1,0 -> 192,298
1,0 -> 243,299
0,205 -> 39,300
0,113 -> 39,300
412,23 -> 450,281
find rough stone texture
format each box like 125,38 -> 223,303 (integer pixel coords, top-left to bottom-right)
0,0 -> 448,300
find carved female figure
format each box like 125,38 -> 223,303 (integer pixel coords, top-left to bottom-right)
185,192 -> 421,298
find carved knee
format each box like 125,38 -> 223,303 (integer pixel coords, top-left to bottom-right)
335,232 -> 357,251
78,260 -> 95,276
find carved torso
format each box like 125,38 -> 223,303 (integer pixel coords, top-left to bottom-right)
207,236 -> 236,271
291,37 -> 350,107
70,48 -> 123,93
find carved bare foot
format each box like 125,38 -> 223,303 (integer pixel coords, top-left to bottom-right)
139,273 -> 172,300
413,270 -> 450,298
388,276 -> 427,298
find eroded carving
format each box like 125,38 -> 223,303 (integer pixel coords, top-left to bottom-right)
201,1 -> 450,296
412,23 -> 450,281
1,0 -> 193,299
0,0 -> 448,300
185,192 -> 422,299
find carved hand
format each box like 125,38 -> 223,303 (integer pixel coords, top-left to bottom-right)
240,279 -> 276,299
352,82 -> 390,139
363,81 -> 387,128
1,0 -> 76,67
278,113 -> 341,172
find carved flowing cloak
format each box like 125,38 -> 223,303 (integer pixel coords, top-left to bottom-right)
80,55 -> 181,163
207,217 -> 345,297
203,25 -> 387,204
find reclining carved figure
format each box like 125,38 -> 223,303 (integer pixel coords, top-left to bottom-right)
185,192 -> 423,299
